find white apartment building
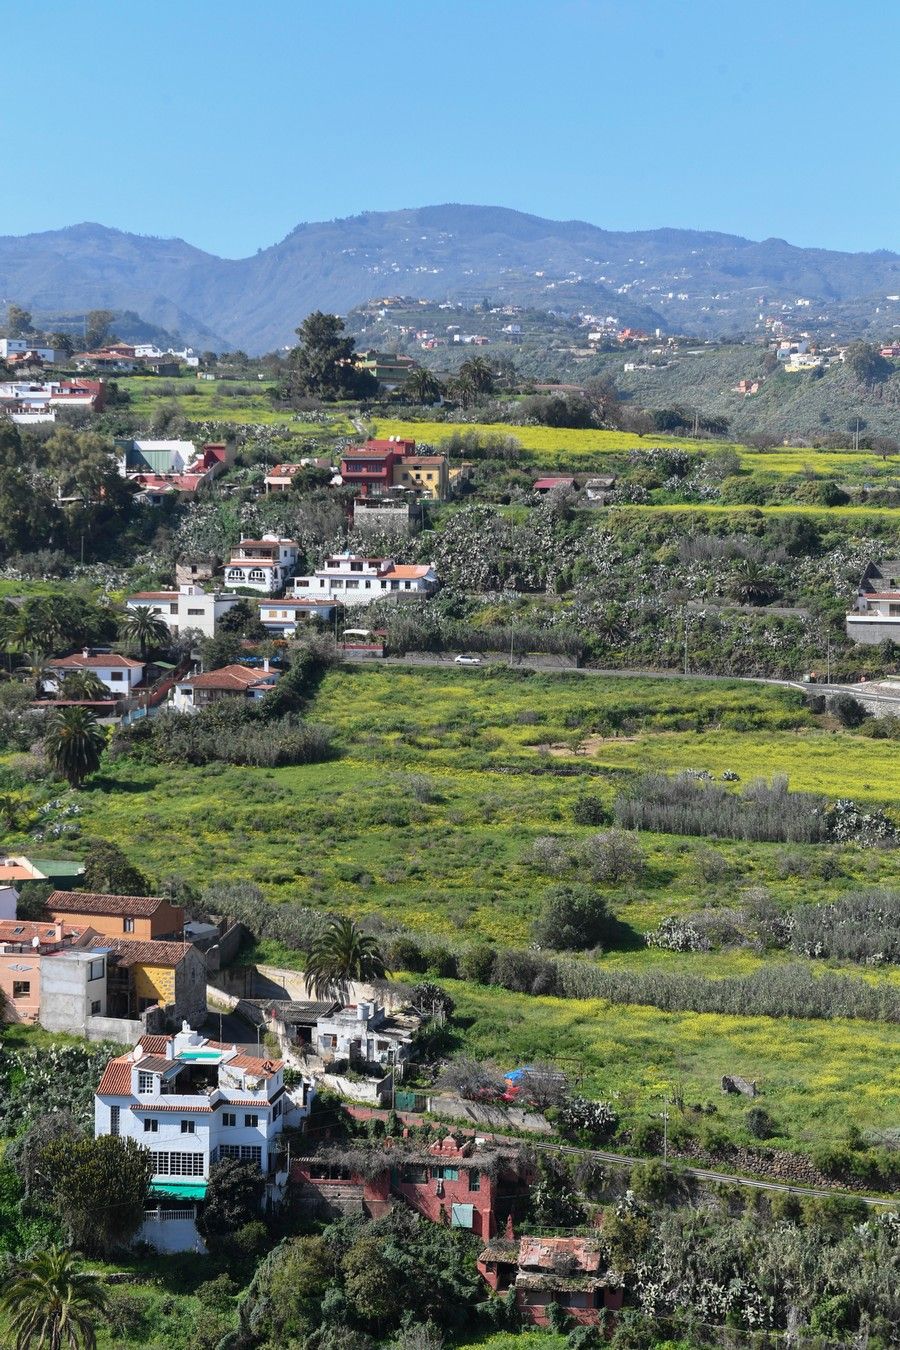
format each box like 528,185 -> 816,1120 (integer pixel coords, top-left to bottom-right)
847,559 -> 900,644
291,552 -> 437,608
224,535 -> 300,595
95,1025 -> 314,1251
125,585 -> 241,639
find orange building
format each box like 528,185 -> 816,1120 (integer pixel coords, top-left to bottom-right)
46,891 -> 185,942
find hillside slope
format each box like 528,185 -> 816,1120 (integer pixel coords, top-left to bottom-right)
2,205 -> 900,350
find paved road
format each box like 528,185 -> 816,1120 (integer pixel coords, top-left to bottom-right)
363,652 -> 900,712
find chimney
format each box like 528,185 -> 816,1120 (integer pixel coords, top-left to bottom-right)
54,922 -> 64,943
263,658 -> 270,673
82,647 -> 90,659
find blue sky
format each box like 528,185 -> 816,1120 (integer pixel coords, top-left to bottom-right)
2,1 -> 895,258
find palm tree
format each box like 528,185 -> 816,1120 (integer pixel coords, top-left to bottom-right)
119,607 -> 169,659
405,366 -> 444,405
0,1244 -> 107,1350
305,917 -> 387,1001
0,792 -> 24,830
19,648 -> 54,700
60,670 -> 110,702
44,706 -> 106,788
458,355 -> 495,397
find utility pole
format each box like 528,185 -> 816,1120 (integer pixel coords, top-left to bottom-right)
826,632 -> 832,686
683,607 -> 689,675
661,1096 -> 670,1165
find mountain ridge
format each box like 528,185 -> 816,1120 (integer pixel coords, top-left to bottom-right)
2,204 -> 899,352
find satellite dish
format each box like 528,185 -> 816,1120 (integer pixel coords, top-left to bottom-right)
132,1045 -> 144,1062
31,936 -> 40,948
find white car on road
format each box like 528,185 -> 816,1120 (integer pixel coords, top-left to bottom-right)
454,654 -> 482,666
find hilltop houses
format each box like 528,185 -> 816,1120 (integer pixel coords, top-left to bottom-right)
339,437 -> 462,502
171,662 -> 280,711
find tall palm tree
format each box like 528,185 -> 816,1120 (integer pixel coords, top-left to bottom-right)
60,670 -> 110,702
20,648 -> 54,700
405,366 -> 444,405
44,706 -> 106,788
119,607 -> 169,659
0,1244 -> 107,1350
305,917 -> 387,1001
458,355 -> 495,396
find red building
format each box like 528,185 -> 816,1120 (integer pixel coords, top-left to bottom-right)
478,1234 -> 623,1326
291,1131 -> 530,1238
339,438 -> 417,497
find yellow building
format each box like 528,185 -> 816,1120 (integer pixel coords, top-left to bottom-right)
89,937 -> 207,1024
391,454 -> 450,501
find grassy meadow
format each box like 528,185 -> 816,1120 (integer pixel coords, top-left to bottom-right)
373,416 -> 900,479
117,374 -> 355,432
22,665 -> 899,1156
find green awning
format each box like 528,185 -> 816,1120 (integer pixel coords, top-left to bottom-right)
150,1182 -> 207,1201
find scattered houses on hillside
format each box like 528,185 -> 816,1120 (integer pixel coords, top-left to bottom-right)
43,650 -> 145,698
115,438 -> 231,501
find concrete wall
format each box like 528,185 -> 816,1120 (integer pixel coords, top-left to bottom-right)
204,922 -> 249,974
84,1014 -> 146,1043
427,1094 -> 554,1135
210,963 -> 410,1011
845,618 -> 900,645
39,951 -> 107,1034
137,1211 -> 207,1254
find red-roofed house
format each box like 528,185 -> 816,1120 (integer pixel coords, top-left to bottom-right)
533,476 -> 576,493
44,650 -> 145,697
0,918 -> 97,1023
478,1234 -> 623,1325
46,889 -> 185,941
171,661 -> 280,712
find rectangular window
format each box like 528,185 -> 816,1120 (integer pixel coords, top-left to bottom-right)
402,1165 -> 429,1184
219,1144 -> 262,1165
110,1105 -> 120,1136
110,671 -> 124,681
88,958 -> 105,981
222,1112 -> 236,1127
431,1166 -> 459,1181
123,917 -> 135,933
149,1152 -> 205,1176
187,608 -> 204,616
468,1169 -> 480,1192
180,1120 -> 195,1134
144,1118 -> 158,1133
12,981 -> 30,998
91,999 -> 102,1015
138,1072 -> 155,1094
244,1114 -> 258,1128
272,1101 -> 282,1120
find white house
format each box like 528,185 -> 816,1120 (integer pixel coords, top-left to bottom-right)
847,559 -> 900,644
315,1000 -> 424,1069
258,598 -> 338,634
291,552 -> 437,608
224,535 -> 300,595
125,586 -> 241,640
95,1025 -> 314,1251
44,651 -> 145,697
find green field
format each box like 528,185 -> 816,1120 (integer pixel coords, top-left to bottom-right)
20,665 -> 897,1157
373,417 -> 900,478
117,375 -> 355,432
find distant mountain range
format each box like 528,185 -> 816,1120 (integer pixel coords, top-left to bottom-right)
2,205 -> 900,352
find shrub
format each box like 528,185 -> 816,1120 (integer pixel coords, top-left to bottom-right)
578,829 -> 646,884
457,943 -> 496,984
385,935 -> 427,973
491,947 -> 560,996
829,692 -> 869,728
532,883 -> 612,951
615,772 -> 829,844
628,1159 -> 669,1201
556,1096 -> 619,1145
573,795 -> 611,826
408,981 -> 455,1019
745,1107 -> 777,1140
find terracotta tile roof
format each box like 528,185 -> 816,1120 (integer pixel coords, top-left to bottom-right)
227,559 -> 279,568
128,591 -> 178,601
386,564 -> 433,580
138,1034 -> 173,1054
398,456 -> 445,467
129,1053 -> 175,1072
226,1054 -> 283,1078
235,538 -> 298,549
0,919 -> 85,944
97,1056 -> 132,1095
178,664 -> 274,691
48,890 -> 166,918
261,599 -> 334,608
87,936 -> 194,968
47,653 -> 144,670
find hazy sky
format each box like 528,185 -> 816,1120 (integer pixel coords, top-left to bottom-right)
2,0 -> 895,257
